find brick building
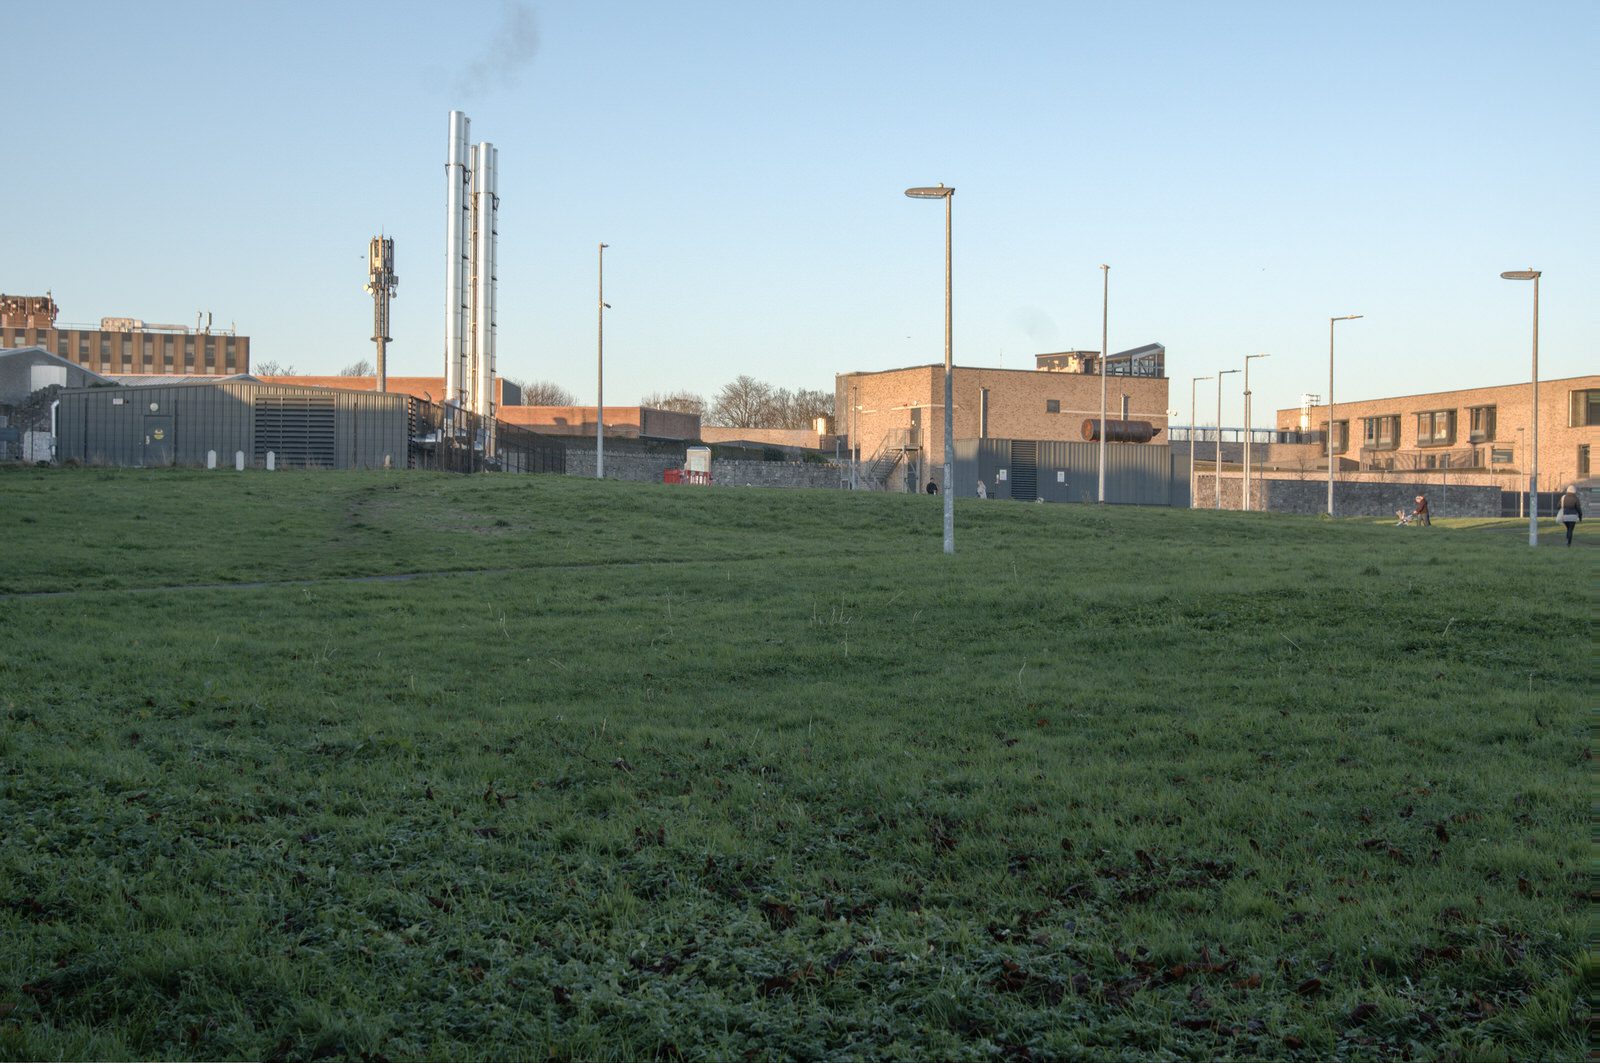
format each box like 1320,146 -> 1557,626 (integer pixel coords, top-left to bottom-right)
837,348 -> 1170,489
1276,375 -> 1599,493
259,374 -> 700,441
1,294 -> 249,376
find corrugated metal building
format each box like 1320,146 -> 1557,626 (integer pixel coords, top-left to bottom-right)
55,381 -> 408,469
953,438 -> 1191,506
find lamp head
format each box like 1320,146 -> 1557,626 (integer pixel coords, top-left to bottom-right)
905,184 -> 954,199
1333,314 -> 1363,321
1500,269 -> 1539,280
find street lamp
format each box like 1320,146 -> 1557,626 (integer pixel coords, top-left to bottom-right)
1190,375 -> 1212,508
1327,314 -> 1362,515
1098,264 -> 1110,504
596,242 -> 611,479
906,184 -> 956,554
1242,353 -> 1271,510
1500,269 -> 1540,547
1215,368 -> 1240,508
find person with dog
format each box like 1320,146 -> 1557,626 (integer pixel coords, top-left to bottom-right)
1557,485 -> 1583,546
1396,493 -> 1431,526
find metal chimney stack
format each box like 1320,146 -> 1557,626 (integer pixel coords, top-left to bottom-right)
365,237 -> 398,392
443,111 -> 473,408
470,140 -> 499,453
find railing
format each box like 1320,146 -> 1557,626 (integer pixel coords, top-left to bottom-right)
1360,446 -> 1485,472
1167,426 -> 1323,445
407,399 -> 565,474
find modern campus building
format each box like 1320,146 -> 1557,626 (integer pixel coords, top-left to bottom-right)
1,294 -> 251,376
1276,375 -> 1599,493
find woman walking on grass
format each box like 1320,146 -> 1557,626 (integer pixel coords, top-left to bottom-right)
1557,485 -> 1583,546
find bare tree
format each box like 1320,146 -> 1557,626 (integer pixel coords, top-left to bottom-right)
339,358 -> 375,377
640,390 -> 707,419
708,375 -> 776,428
253,360 -> 295,376
770,387 -> 834,429
504,377 -> 575,405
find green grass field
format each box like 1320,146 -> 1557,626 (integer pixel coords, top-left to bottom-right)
0,468 -> 1588,1060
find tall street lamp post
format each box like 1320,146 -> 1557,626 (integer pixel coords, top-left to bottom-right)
1190,375 -> 1212,508
1500,270 -> 1540,546
596,242 -> 611,479
1098,264 -> 1109,504
1242,353 -> 1271,510
906,184 -> 956,554
1327,314 -> 1362,515
1215,368 -> 1240,508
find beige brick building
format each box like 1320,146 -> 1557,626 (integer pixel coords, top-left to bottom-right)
837,356 -> 1170,487
2,294 -> 249,376
1275,375 -> 1599,492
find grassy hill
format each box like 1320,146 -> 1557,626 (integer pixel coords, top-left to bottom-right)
0,467 -> 1587,1059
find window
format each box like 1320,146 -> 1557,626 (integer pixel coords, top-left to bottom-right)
1325,419 -> 1349,452
1580,444 -> 1591,478
1491,447 -> 1514,464
1572,389 -> 1600,427
1120,395 -> 1130,419
1363,414 -> 1399,450
1416,409 -> 1455,446
1468,405 -> 1496,442
1045,399 -> 1060,413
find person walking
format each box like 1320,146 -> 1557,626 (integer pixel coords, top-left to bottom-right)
1411,494 -> 1431,527
976,479 -> 987,499
1557,485 -> 1583,546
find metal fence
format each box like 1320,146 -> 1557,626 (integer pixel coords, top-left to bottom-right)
1167,426 -> 1322,445
953,437 -> 1189,506
406,399 -> 565,474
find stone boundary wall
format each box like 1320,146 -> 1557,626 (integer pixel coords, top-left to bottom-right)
564,446 -> 683,483
1194,473 -> 1501,517
711,459 -> 845,489
563,445 -> 845,489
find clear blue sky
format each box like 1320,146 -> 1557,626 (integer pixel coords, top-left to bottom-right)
6,0 -> 1596,424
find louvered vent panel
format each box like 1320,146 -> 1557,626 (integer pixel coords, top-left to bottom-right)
254,395 -> 336,466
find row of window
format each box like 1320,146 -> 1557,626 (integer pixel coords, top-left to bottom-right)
1330,390 -> 1598,452
1045,397 -> 1133,417
1362,443 -> 1589,473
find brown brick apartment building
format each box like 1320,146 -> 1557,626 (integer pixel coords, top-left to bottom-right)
1,294 -> 249,376
1276,375 -> 1599,492
838,350 -> 1170,484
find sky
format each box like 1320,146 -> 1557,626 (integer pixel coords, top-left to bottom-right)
5,0 -> 1596,425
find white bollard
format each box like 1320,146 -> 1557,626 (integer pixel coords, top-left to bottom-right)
266,451 -> 276,471
235,451 -> 245,471
206,450 -> 217,469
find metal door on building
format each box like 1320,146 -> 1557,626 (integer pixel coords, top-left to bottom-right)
1009,440 -> 1038,501
142,415 -> 173,466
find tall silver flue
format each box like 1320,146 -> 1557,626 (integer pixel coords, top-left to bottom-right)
444,111 -> 473,408
470,141 -> 499,452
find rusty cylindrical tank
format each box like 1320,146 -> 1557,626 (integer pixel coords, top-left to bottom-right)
1080,418 -> 1162,443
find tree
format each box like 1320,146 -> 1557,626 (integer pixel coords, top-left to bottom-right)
769,387 -> 834,429
707,375 -> 775,428
253,360 -> 295,376
640,390 -> 707,419
502,378 -> 575,406
339,358 -> 375,377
